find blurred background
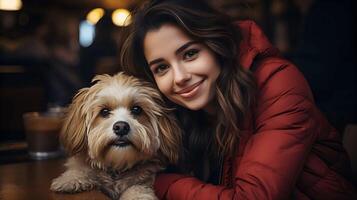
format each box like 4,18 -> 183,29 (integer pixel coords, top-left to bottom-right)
0,0 -> 356,163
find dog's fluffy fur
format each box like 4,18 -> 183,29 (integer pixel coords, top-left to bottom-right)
51,72 -> 181,200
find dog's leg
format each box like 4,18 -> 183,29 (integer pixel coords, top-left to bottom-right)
51,157 -> 96,193
108,161 -> 162,199
120,185 -> 158,200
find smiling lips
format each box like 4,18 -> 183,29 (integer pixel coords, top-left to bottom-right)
176,80 -> 204,98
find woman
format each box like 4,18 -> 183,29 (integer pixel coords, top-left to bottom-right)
120,0 -> 357,199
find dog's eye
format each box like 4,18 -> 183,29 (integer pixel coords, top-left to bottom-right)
130,106 -> 142,116
99,108 -> 111,118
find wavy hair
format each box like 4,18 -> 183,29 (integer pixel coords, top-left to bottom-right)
120,0 -> 256,179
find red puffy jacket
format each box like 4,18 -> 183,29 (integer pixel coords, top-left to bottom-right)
154,20 -> 357,199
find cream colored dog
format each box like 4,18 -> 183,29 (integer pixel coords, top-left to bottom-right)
51,72 -> 181,200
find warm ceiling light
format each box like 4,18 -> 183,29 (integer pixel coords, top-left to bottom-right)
112,9 -> 131,27
0,0 -> 22,11
86,8 -> 105,25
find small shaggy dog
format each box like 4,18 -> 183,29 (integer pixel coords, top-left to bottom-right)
51,72 -> 181,200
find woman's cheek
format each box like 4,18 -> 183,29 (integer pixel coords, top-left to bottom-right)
155,76 -> 172,96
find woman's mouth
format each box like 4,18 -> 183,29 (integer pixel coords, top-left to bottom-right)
176,80 -> 204,98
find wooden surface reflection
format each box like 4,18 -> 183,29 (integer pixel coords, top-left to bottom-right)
0,159 -> 109,200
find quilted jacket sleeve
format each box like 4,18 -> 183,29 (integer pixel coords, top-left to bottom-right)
154,60 -> 318,200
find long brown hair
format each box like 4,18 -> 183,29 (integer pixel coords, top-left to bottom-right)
120,0 -> 256,179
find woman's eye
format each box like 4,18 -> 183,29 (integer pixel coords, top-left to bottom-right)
183,49 -> 199,60
154,64 -> 169,74
99,108 -> 111,118
131,106 -> 142,116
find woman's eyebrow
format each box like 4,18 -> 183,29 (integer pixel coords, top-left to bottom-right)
148,41 -> 199,67
175,41 -> 199,55
148,58 -> 164,67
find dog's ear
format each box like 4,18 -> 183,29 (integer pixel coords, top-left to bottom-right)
60,88 -> 90,155
157,113 -> 182,164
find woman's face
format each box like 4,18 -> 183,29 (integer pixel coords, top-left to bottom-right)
143,24 -> 221,113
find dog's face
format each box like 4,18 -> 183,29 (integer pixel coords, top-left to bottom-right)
61,73 -> 181,170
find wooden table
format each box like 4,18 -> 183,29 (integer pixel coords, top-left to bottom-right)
0,158 -> 109,200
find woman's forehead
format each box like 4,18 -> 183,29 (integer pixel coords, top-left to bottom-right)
143,24 -> 194,59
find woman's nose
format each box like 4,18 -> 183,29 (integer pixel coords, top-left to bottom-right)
173,63 -> 191,85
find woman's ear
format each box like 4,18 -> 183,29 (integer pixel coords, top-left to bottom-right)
157,112 -> 182,164
60,88 -> 90,156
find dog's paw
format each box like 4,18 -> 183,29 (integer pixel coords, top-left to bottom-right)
120,185 -> 158,200
50,171 -> 95,193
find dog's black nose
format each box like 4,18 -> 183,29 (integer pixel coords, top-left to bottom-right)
113,121 -> 130,136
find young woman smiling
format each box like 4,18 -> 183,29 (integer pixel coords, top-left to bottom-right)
120,0 -> 357,199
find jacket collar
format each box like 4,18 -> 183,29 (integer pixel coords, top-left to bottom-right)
236,20 -> 280,70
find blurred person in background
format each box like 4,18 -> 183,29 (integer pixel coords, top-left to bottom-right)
14,13 -> 83,109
